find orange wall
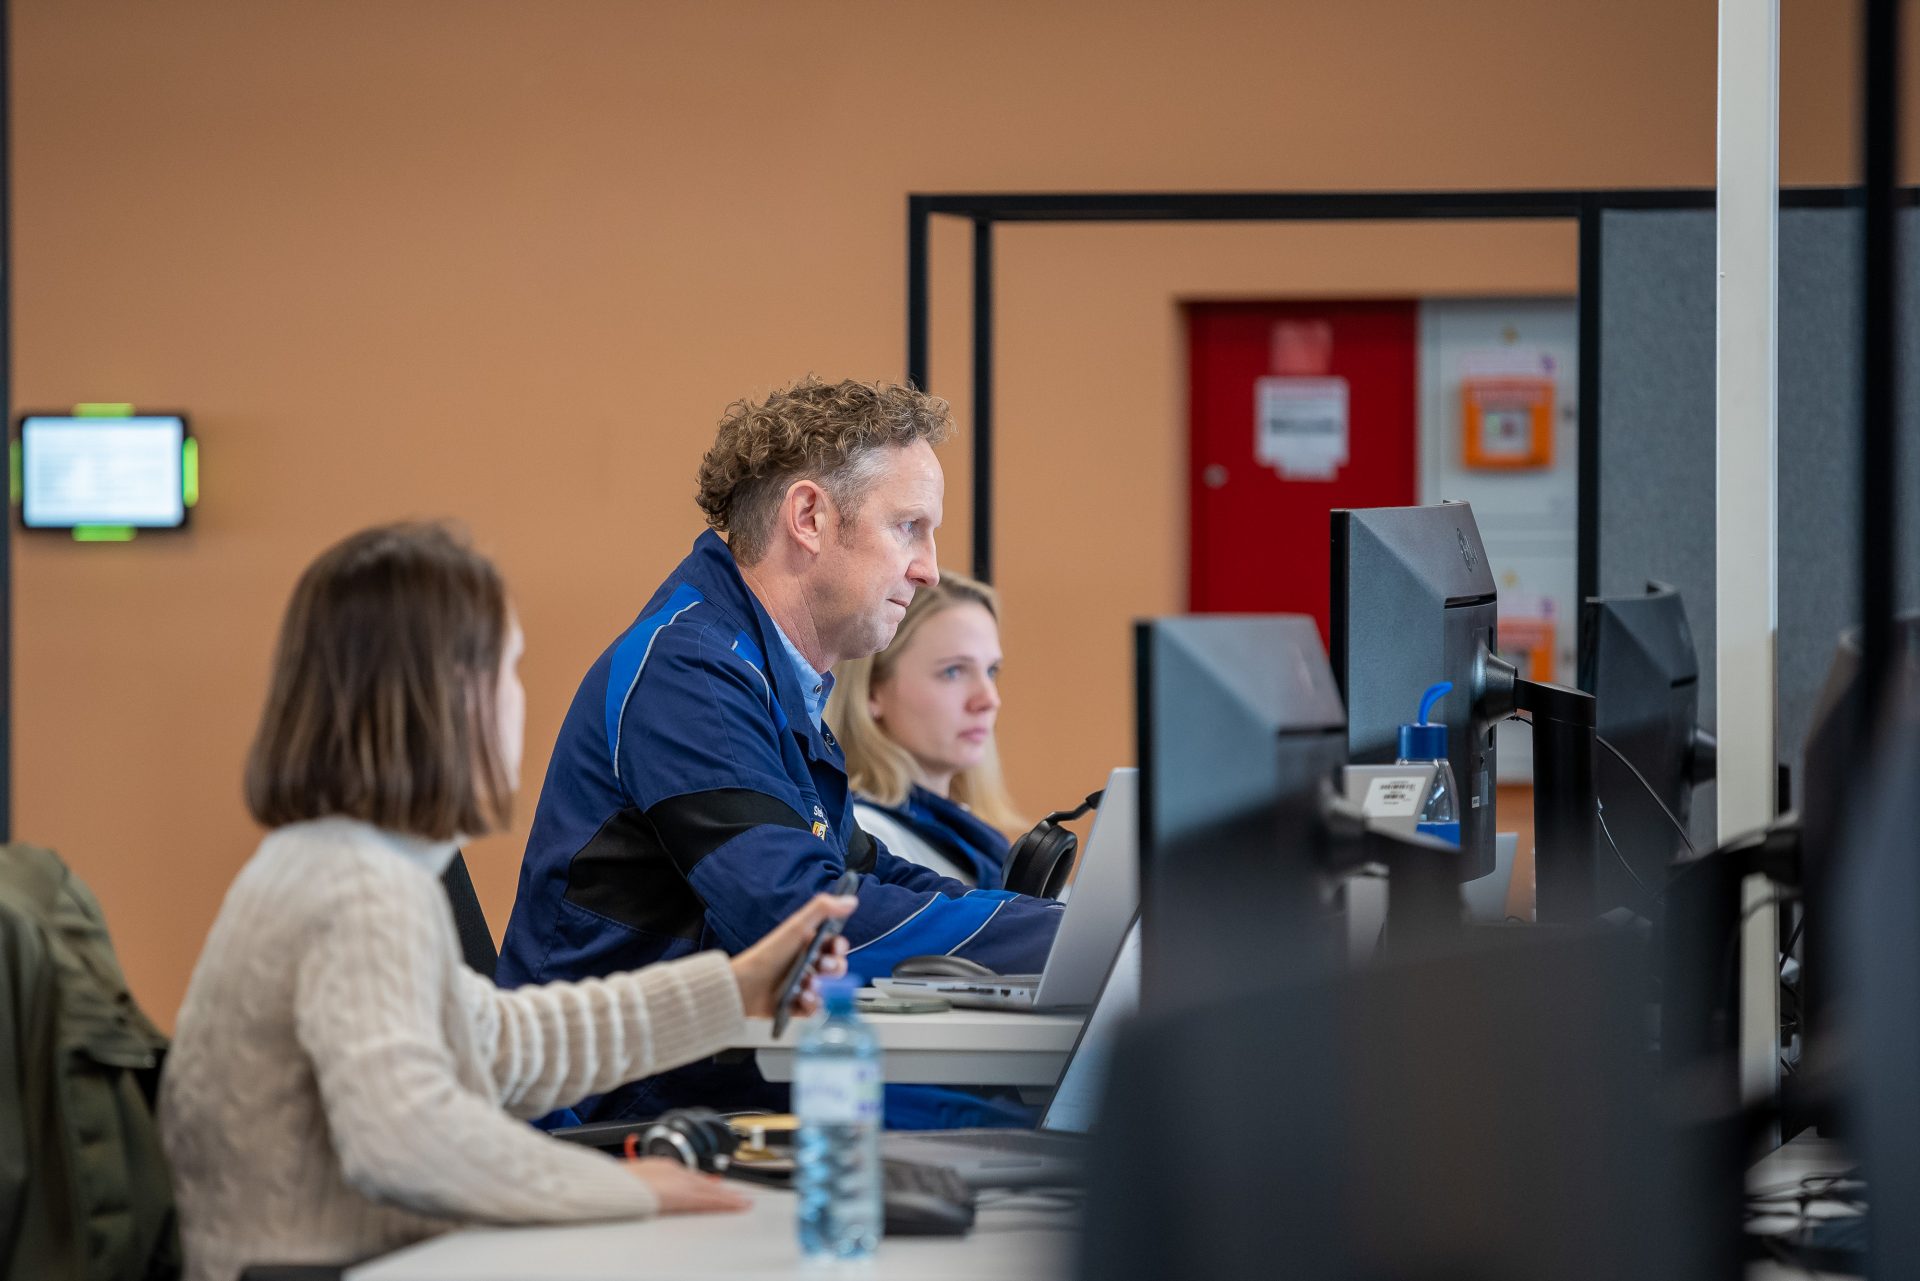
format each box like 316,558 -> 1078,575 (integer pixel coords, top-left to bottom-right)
11,0 -> 1896,1026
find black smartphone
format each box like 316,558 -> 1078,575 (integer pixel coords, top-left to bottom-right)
770,870 -> 860,1039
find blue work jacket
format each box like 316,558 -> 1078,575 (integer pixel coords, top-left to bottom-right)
497,531 -> 1063,1122
859,786 -> 1013,889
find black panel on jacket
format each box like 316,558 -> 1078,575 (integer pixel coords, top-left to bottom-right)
563,806 -> 711,940
645,788 -> 813,878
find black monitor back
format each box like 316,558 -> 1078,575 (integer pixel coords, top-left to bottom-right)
1134,615 -> 1347,1011
1579,582 -> 1700,917
1077,925 -> 1739,1281
1332,503 -> 1499,880
1797,613 -> 1920,1118
1837,685 -> 1920,1276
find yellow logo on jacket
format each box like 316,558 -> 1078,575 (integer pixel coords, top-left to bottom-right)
812,821 -> 828,839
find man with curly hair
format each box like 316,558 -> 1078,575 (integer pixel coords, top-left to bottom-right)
499,377 -> 1063,1127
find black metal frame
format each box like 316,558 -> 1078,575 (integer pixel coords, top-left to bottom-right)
1860,0 -> 1902,715
2,0 -> 13,842
905,184 -> 1893,613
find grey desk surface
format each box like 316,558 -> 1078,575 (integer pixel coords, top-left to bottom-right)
348,1181 -> 1078,1281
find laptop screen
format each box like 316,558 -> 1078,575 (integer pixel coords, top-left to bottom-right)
1040,917 -> 1141,1134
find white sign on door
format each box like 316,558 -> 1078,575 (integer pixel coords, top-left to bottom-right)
1255,376 -> 1349,480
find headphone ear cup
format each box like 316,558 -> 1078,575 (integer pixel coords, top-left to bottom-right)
640,1108 -> 738,1172
638,1118 -> 696,1167
1004,821 -> 1078,898
1002,822 -> 1051,896
1038,828 -> 1079,899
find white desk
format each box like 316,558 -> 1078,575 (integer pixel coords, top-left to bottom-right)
353,1123 -> 1852,1281
737,1005 -> 1083,1087
348,1181 -> 1076,1281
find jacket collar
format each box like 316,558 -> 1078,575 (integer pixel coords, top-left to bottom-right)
673,531 -> 838,763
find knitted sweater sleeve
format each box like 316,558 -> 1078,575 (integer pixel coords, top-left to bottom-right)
455,949 -> 745,1120
293,861 -> 664,1224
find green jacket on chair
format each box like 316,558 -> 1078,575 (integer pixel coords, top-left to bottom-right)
0,842 -> 179,1281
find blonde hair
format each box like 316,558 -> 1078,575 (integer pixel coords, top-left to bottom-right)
826,573 -> 1025,834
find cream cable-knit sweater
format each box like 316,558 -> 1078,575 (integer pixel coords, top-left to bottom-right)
158,817 -> 746,1281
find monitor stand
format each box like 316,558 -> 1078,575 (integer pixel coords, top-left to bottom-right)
1479,644 -> 1600,924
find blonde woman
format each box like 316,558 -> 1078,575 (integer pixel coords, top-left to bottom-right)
827,573 -> 1024,888
827,571 -> 1042,1130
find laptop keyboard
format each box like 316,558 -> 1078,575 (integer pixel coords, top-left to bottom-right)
884,1157 -> 975,1201
881,1158 -> 977,1236
929,1130 -> 1081,1154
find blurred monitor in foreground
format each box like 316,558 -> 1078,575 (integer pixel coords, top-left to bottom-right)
1077,926 -> 1739,1281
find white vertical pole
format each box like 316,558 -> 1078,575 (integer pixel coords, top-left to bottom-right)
1716,0 -> 1781,1112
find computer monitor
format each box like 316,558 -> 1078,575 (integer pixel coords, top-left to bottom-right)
1134,615 -> 1348,1009
1792,613 -> 1920,1125
1579,582 -> 1715,917
1331,503 -> 1500,880
1077,924 -> 1739,1281
1835,683 -> 1920,1274
1333,502 -> 1600,921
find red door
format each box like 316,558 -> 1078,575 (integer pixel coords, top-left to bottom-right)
1187,300 -> 1420,638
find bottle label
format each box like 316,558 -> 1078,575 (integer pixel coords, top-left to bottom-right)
1363,774 -> 1426,818
795,1059 -> 881,1124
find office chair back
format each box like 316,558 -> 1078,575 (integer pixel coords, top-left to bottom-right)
440,851 -> 499,981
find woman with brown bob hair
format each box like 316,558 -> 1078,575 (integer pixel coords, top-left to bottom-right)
159,523 -> 852,1281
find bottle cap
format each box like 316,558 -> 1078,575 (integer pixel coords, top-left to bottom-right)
817,975 -> 859,1011
1398,681 -> 1451,761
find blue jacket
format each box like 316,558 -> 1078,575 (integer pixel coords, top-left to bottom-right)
497,531 -> 1063,1122
860,786 -> 1013,889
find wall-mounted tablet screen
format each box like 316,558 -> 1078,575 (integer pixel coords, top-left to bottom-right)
19,415 -> 190,529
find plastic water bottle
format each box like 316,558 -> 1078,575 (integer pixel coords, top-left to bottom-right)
794,976 -> 883,1258
1398,681 -> 1462,846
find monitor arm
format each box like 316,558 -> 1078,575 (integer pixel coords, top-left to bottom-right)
1477,643 -> 1601,924
1690,727 -> 1719,785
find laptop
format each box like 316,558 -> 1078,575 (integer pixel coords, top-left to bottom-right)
873,767 -> 1138,1011
878,915 -> 1141,1188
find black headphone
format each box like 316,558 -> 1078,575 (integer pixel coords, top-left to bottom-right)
633,1107 -> 739,1173
1003,789 -> 1104,899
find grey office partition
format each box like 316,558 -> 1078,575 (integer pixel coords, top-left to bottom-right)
1597,206 -> 1920,837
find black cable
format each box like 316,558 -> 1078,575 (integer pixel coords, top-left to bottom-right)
1594,733 -> 1697,856
1782,911 -> 1806,962
1596,799 -> 1660,903
1780,907 -> 1806,996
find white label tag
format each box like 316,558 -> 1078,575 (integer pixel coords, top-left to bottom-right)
1254,376 -> 1350,480
1363,775 -> 1426,818
795,1059 -> 881,1125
